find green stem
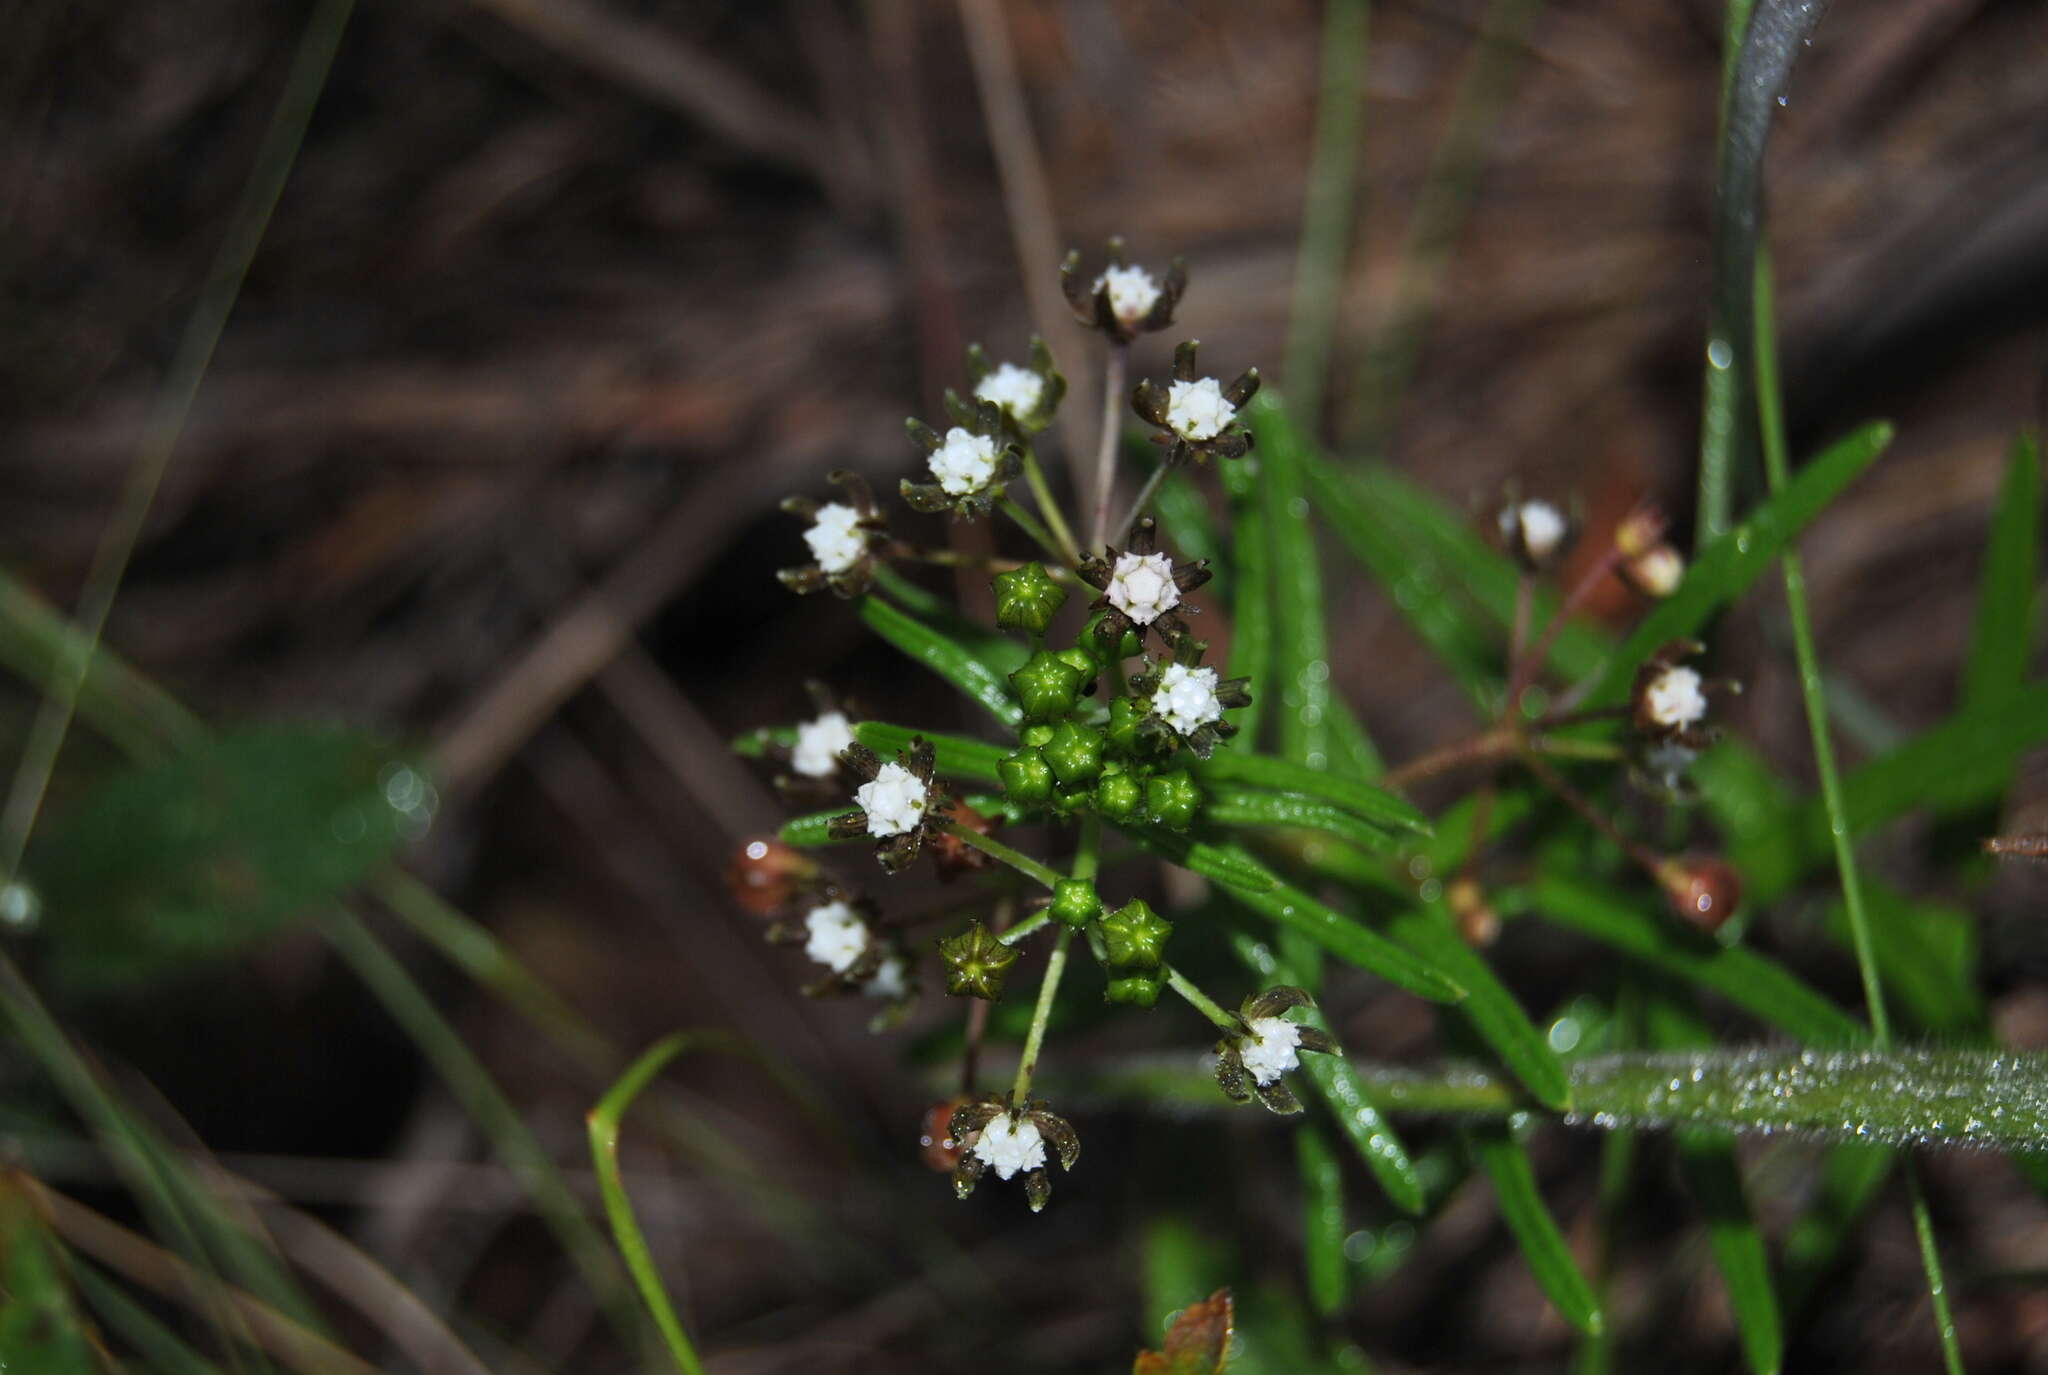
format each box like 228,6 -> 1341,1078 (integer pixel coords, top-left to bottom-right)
1164,966 -> 1239,1032
997,908 -> 1053,947
1018,445 -> 1081,565
588,1033 -> 716,1375
1090,342 -> 1129,550
940,818 -> 1062,890
996,497 -> 1069,566
1010,926 -> 1074,1104
1755,251 -> 1961,1372
1110,460 -> 1173,549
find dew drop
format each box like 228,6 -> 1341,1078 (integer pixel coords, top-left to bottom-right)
1706,338 -> 1734,370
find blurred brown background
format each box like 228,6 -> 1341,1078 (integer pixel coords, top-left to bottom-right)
5,0 -> 2048,1370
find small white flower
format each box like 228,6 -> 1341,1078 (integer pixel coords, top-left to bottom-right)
1165,377 -> 1235,442
802,900 -> 868,974
1630,544 -> 1686,598
863,954 -> 911,1001
1093,265 -> 1162,324
927,427 -> 1001,496
1644,665 -> 1708,730
1153,662 -> 1224,736
1107,552 -> 1181,626
969,1112 -> 1047,1180
1500,500 -> 1567,562
1239,1016 -> 1304,1087
791,711 -> 855,778
973,363 -> 1044,419
855,761 -> 927,838
804,503 -> 868,575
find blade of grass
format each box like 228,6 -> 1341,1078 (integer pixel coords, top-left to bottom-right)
1254,394 -> 1343,772
1962,430 -> 2041,707
1465,1126 -> 1603,1336
1296,1125 -> 1349,1318
1203,786 -> 1407,855
1197,753 -> 1427,834
1283,0 -> 1371,428
1753,252 -> 1961,1372
588,1033 -> 717,1375
70,1258 -> 230,1375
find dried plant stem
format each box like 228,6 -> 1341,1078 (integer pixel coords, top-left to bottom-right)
1523,755 -> 1668,885
1508,544 -> 1623,711
1091,342 -> 1129,550
1379,726 -> 1517,791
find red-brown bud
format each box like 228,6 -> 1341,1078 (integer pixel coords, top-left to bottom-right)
926,800 -> 997,881
725,839 -> 817,915
1660,855 -> 1742,932
1446,876 -> 1500,947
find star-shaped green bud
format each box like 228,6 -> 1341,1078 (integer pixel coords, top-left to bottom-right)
1041,722 -> 1105,787
991,562 -> 1069,634
1009,650 -> 1087,722
1105,969 -> 1165,1007
1049,879 -> 1101,929
1093,768 -> 1144,821
1099,898 -> 1172,969
939,922 -> 1018,1001
998,748 -> 1055,804
1144,769 -> 1203,830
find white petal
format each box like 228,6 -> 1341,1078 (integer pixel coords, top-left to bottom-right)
791,711 -> 855,778
855,762 -> 927,837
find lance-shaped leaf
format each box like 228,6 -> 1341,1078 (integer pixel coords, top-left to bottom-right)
1197,751 -> 1428,834
853,722 -> 1006,785
1386,905 -> 1572,1111
858,596 -> 1022,728
1466,1125 -> 1603,1337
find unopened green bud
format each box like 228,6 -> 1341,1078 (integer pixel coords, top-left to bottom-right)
1042,721 -> 1105,786
991,562 -> 1068,633
1145,770 -> 1202,830
1010,650 -> 1087,722
998,748 -> 1054,804
1104,969 -> 1165,1007
1100,898 -> 1172,969
1020,723 -> 1056,749
1094,769 -> 1144,821
1050,879 -> 1101,929
939,922 -> 1018,1000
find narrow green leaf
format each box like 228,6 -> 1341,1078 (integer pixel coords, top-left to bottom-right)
1248,394 -> 1340,771
71,1259 -> 229,1375
729,724 -> 794,758
777,808 -> 857,848
0,1190 -> 108,1375
1963,430 -> 2041,706
853,722 -> 1006,784
1242,929 -> 1429,1215
1203,786 -> 1406,855
1296,1126 -> 1349,1317
1122,825 -> 1279,895
1591,422 -> 1893,706
25,723 -> 423,991
1466,1126 -> 1604,1336
857,596 -> 1022,728
1386,906 -> 1572,1111
1197,752 -> 1429,834
1221,439 -> 1274,749
1825,884 -> 1982,1037
872,566 -> 1031,677
1153,469 -> 1230,604
1809,683 -> 2048,842
1520,874 -> 1865,1047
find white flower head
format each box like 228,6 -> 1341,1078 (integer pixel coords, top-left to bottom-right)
927,427 -> 1002,497
1629,544 -> 1686,598
969,1112 -> 1047,1180
855,761 -> 927,838
802,900 -> 868,974
1153,662 -> 1224,736
863,954 -> 911,1001
1107,552 -> 1181,626
973,362 -> 1045,419
1093,265 -> 1161,325
1239,1016 -> 1304,1087
1644,665 -> 1708,730
791,711 -> 855,778
1500,500 -> 1568,563
1165,376 -> 1235,442
804,503 -> 868,575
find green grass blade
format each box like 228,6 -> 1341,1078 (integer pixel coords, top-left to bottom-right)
1519,874 -> 1865,1046
1466,1126 -> 1603,1337
1385,906 -> 1572,1111
778,808 -> 859,847
1296,1126 -> 1350,1317
1204,786 -> 1406,855
70,1258 -> 230,1375
1197,753 -> 1428,834
588,1033 -> 716,1375
857,596 -> 1022,728
1591,421 -> 1893,706
853,721 -> 1007,784
1241,929 -> 1429,1215
1251,395 -> 1342,771
1962,430 -> 2041,706
1810,683 -> 2048,841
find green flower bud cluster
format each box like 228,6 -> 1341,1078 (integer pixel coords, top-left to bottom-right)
1099,898 -> 1171,1006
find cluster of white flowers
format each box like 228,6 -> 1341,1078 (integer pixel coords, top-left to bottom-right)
1152,662 -> 1224,736
803,503 -> 868,575
927,427 -> 1002,496
1106,551 -> 1180,625
790,710 -> 854,778
1499,499 -> 1567,562
855,761 -> 927,837
1643,665 -> 1708,730
969,1112 -> 1047,1180
1093,265 -> 1162,324
1164,376 -> 1235,442
974,363 -> 1044,419
802,900 -> 868,973
1237,1016 -> 1305,1086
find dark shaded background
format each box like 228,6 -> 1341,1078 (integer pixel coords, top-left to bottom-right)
5,1 -> 2048,1370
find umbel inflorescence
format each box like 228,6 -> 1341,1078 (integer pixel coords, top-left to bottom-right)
734,242 -> 1741,1212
